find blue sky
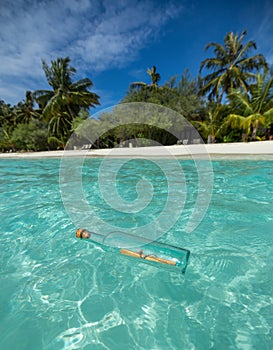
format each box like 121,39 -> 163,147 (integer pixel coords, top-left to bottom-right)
0,0 -> 273,114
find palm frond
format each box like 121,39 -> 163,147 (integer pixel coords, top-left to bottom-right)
130,82 -> 147,90
70,78 -> 93,91
263,107 -> 273,124
199,31 -> 266,103
225,113 -> 248,130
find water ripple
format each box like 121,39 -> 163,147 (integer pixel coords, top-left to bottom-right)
0,159 -> 273,349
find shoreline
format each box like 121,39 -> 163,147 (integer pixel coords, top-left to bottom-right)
0,141 -> 273,159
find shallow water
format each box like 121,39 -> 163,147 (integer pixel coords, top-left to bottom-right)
0,158 -> 272,349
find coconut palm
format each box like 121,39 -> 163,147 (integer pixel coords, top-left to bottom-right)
199,31 -> 267,103
14,91 -> 40,124
130,66 -> 161,91
194,104 -> 228,143
0,101 -> 17,128
194,109 -> 218,143
147,66 -> 161,87
225,69 -> 273,139
34,57 -> 100,138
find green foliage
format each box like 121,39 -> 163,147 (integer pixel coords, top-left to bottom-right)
194,103 -> 230,143
1,30 -> 272,152
71,111 -> 89,131
0,100 -> 16,128
11,121 -> 48,151
199,30 -> 267,103
124,69 -> 204,122
13,91 -> 40,124
165,70 -> 205,121
130,66 -> 161,91
225,69 -> 273,139
0,100 -> 17,151
98,123 -> 177,147
0,125 -> 14,151
0,58 -> 100,152
34,57 -> 100,141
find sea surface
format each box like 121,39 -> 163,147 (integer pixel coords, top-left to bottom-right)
0,157 -> 272,349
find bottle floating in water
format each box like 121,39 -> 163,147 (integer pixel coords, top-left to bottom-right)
76,228 -> 190,274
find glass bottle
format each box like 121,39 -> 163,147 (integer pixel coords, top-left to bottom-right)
76,228 -> 190,274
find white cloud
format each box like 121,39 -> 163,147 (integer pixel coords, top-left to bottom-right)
0,0 -> 181,104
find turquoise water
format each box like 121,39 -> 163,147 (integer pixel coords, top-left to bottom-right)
0,158 -> 272,349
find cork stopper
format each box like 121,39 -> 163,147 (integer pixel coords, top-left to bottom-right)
76,228 -> 91,239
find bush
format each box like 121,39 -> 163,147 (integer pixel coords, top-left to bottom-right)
0,125 -> 14,152
12,121 -> 49,151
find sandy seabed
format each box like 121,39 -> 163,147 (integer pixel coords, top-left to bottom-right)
0,141 -> 273,160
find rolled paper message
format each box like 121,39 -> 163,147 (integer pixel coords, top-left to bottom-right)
75,228 -> 190,274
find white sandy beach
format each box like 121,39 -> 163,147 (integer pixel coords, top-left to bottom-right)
0,141 -> 273,159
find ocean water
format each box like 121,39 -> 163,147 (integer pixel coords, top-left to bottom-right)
0,157 -> 272,350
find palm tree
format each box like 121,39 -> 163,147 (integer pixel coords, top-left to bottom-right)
0,100 -> 14,127
0,100 -> 16,151
194,104 -> 228,143
199,31 -> 267,103
14,91 -> 40,124
34,57 -> 100,138
147,66 -> 161,87
225,69 -> 273,139
130,66 -> 161,91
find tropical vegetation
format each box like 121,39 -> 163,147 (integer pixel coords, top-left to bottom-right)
1,30 -> 273,152
0,57 -> 100,151
199,30 -> 267,103
225,69 -> 273,140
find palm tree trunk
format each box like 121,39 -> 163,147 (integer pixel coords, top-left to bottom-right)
252,120 -> 258,140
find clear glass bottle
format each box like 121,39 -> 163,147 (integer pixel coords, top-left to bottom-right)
76,228 -> 190,274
